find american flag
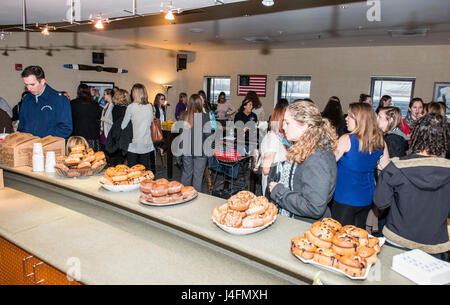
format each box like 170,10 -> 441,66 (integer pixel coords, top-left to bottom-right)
238,75 -> 267,96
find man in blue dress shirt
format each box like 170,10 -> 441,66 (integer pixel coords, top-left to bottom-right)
18,66 -> 72,138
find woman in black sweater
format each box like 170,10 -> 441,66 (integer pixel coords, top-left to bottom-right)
70,84 -> 102,151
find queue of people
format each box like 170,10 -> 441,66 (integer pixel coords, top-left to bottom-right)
6,65 -> 449,261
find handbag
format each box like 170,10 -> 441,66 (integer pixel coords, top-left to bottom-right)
151,105 -> 163,143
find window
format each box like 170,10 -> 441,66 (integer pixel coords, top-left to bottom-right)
205,77 -> 231,104
370,77 -> 416,116
276,76 -> 311,104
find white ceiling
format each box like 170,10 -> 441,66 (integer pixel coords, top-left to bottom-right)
1,0 -> 450,51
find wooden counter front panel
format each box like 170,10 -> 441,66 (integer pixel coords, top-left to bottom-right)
0,237 -> 82,285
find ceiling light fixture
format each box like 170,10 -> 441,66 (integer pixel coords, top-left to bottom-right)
41,26 -> 50,35
262,0 -> 274,6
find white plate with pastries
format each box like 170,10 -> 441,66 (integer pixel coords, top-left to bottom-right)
211,214 -> 277,235
293,235 -> 385,280
98,181 -> 141,192
139,192 -> 198,207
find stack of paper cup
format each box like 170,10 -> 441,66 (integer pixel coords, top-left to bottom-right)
45,151 -> 56,173
32,143 -> 44,172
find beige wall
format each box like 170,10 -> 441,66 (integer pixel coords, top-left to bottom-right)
1,32 -> 449,121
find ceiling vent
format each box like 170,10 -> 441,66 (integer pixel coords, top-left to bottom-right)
389,28 -> 428,38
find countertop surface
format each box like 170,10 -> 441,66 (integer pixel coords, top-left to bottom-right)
0,164 -> 414,285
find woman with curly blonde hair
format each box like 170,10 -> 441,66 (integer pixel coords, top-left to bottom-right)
267,100 -> 338,222
332,102 -> 389,228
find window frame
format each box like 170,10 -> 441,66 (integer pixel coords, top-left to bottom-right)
370,76 -> 416,114
275,75 -> 312,105
204,76 -> 231,104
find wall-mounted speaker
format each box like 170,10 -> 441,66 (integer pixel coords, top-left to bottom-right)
92,52 -> 104,65
177,54 -> 187,72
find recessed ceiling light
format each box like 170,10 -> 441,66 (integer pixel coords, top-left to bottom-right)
340,5 -> 349,9
262,0 -> 274,7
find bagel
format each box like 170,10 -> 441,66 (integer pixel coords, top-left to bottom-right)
150,183 -> 169,197
155,178 -> 169,185
331,233 -> 360,256
291,236 -> 317,260
140,179 -> 154,193
305,224 -> 334,249
338,255 -> 367,277
313,248 -> 340,268
181,186 -> 196,199
357,246 -> 378,265
167,181 -> 183,194
169,192 -> 184,203
151,195 -> 170,204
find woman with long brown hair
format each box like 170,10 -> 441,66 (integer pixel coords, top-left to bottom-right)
267,100 -> 338,222
180,94 -> 212,192
332,102 -> 389,228
245,90 -> 265,121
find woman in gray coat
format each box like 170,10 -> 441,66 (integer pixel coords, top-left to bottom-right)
267,100 -> 338,223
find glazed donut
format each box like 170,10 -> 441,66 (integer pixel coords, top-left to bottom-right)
242,214 -> 264,228
155,178 -> 169,185
222,210 -> 244,228
367,236 -> 381,253
320,218 -> 342,232
77,161 -> 91,169
305,224 -> 334,249
130,164 -> 146,172
140,179 -> 154,193
291,236 -> 317,260
338,255 -> 367,278
313,248 -> 340,268
212,203 -> 229,224
227,193 -> 250,211
168,181 -> 183,194
151,195 -> 170,204
245,196 -> 269,216
169,192 -> 184,203
143,170 -> 154,180
70,144 -> 85,152
331,233 -> 360,256
181,186 -> 196,199
357,246 -> 378,265
150,183 -> 169,197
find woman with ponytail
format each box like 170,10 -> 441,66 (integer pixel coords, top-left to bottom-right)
267,100 -> 338,222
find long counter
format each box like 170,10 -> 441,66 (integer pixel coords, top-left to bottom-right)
0,164 -> 415,285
